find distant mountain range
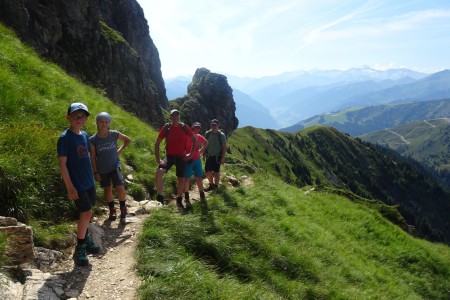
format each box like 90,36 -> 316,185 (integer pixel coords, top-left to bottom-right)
166,67 -> 450,129
280,98 -> 450,136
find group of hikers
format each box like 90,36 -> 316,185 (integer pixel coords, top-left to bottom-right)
57,102 -> 227,266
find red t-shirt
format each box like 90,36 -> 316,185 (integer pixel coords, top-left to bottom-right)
186,133 -> 206,161
158,124 -> 194,156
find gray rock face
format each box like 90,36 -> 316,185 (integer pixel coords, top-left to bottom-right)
174,68 -> 239,136
0,0 -> 167,127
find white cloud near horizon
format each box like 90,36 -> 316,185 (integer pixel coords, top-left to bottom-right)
139,0 -> 450,78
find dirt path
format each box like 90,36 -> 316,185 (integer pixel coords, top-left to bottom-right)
55,207 -> 150,300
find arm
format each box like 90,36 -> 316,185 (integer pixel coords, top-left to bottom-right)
90,142 -> 100,181
154,137 -> 164,165
117,132 -> 131,155
220,143 -> 227,164
58,156 -> 78,200
186,134 -> 198,160
199,138 -> 208,155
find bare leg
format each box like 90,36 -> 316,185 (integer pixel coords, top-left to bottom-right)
77,210 -> 93,239
156,168 -> 166,195
195,177 -> 204,192
206,171 -> 213,185
176,177 -> 185,197
116,185 -> 126,201
214,172 -> 221,187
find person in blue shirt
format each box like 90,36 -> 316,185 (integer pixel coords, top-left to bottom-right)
57,102 -> 100,267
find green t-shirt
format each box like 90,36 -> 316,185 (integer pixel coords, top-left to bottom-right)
205,130 -> 227,156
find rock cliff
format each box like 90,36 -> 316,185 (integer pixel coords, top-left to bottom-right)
0,0 -> 167,126
172,68 -> 239,136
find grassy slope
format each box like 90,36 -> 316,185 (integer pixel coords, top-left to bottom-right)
1,23 -> 449,299
137,173 -> 450,299
361,119 -> 450,170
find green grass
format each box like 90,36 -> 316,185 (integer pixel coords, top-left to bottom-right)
137,173 -> 450,299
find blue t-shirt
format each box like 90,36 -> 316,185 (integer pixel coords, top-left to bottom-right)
57,129 -> 95,192
89,130 -> 120,174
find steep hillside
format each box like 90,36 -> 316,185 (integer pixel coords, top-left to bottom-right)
282,98 -> 450,136
361,118 -> 450,189
229,126 -> 450,243
0,0 -> 167,127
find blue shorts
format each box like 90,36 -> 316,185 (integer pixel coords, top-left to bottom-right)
74,186 -> 96,213
184,158 -> 204,178
99,167 -> 124,188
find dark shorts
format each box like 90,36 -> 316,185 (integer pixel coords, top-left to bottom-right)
99,167 -> 124,188
205,156 -> 222,173
159,156 -> 187,178
74,186 -> 96,213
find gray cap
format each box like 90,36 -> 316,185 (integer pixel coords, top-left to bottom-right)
96,112 -> 112,123
192,122 -> 201,128
67,102 -> 89,116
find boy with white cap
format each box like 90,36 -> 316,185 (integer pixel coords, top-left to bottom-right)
57,102 -> 100,266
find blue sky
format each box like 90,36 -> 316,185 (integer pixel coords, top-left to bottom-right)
138,0 -> 450,78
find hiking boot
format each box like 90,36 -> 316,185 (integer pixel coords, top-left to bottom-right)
108,207 -> 117,221
204,184 -> 215,192
176,197 -> 183,208
85,234 -> 100,254
185,199 -> 193,211
73,244 -> 89,266
120,206 -> 128,224
156,194 -> 165,206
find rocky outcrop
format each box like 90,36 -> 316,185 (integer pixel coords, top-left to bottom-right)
172,68 -> 239,136
0,0 -> 167,127
0,216 -> 35,265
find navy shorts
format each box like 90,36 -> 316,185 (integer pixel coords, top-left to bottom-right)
205,156 -> 222,173
74,186 -> 96,213
159,156 -> 187,178
99,167 -> 124,188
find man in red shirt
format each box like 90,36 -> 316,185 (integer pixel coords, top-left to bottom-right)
154,109 -> 197,206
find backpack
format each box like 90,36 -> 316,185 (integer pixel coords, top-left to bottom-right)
164,122 -> 188,149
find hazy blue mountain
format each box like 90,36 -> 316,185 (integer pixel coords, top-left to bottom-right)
165,76 -> 191,99
280,98 -> 450,136
341,70 -> 450,108
227,66 -> 427,106
271,78 -> 416,128
233,89 -> 279,129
